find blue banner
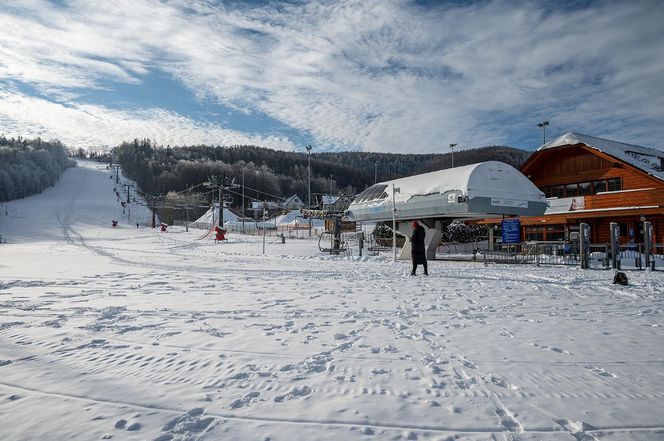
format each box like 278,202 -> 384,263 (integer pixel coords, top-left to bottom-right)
502,218 -> 521,244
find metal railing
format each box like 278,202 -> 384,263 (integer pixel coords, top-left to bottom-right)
481,241 -> 612,267
614,243 -> 664,271
482,241 -> 663,270
482,242 -> 582,266
588,244 -> 610,269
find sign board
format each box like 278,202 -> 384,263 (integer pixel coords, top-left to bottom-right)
501,218 -> 521,243
491,198 -> 528,208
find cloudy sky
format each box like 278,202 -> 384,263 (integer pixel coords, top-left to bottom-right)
0,0 -> 663,153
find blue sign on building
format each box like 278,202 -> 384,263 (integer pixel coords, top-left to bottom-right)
502,218 -> 521,244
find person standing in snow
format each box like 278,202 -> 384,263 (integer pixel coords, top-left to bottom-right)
410,220 -> 428,275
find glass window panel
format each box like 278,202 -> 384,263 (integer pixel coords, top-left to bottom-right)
355,187 -> 373,202
565,184 -> 579,197
578,182 -> 592,195
619,223 -> 628,236
607,178 -> 621,192
593,180 -> 607,193
547,231 -> 565,241
550,186 -> 564,198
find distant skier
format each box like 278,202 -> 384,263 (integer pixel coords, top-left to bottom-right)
410,221 -> 428,275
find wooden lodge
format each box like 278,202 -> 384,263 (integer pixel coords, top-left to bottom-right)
476,132 -> 664,244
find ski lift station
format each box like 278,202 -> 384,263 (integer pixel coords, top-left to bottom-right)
346,161 -> 548,259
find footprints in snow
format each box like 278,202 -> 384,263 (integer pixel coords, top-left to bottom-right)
584,365 -> 617,378
274,385 -> 312,402
155,408 -> 215,441
554,418 -> 599,441
531,342 -> 573,355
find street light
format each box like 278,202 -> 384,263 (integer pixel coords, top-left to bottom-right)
305,145 -> 312,237
449,143 -> 457,168
537,121 -> 549,145
305,145 -> 312,209
392,184 -> 400,262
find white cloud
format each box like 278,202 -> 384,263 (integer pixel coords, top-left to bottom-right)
0,88 -> 295,150
0,0 -> 663,152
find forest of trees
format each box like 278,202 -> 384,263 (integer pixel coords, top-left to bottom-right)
0,136 -> 75,202
112,139 -> 531,208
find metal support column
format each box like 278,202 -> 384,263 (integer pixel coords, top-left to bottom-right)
610,222 -> 621,269
644,221 -> 653,270
580,222 -> 590,269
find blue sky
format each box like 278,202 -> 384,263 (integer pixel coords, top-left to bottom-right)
0,0 -> 663,154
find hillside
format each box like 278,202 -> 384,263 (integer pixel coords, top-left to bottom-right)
111,140 -> 531,206
0,136 -> 76,202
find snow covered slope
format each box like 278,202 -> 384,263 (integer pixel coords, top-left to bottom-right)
0,160 -> 663,440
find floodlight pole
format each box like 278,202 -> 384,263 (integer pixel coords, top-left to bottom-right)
306,145 -> 312,237
392,184 -> 400,262
242,169 -> 245,234
449,143 -> 457,168
537,121 -> 549,145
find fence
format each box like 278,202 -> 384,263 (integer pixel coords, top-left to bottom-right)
614,243 -> 664,271
481,241 -> 606,267
170,220 -> 324,238
480,241 -> 664,270
482,242 -> 577,266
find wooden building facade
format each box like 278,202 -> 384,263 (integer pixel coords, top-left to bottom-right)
478,133 -> 664,244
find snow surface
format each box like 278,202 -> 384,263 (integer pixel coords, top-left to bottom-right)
1,160 -> 664,440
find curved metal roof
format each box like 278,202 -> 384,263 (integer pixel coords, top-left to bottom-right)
347,161 -> 547,222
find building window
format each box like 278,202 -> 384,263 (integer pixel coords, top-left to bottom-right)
578,182 -> 592,196
566,183 -> 579,197
525,226 -> 545,241
607,178 -> 622,192
546,225 -> 566,241
593,180 -> 607,193
619,223 -> 629,236
549,185 -> 564,198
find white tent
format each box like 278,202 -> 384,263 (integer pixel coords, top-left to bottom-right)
194,204 -> 242,224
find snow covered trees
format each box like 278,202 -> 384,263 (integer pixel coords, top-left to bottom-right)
0,136 -> 75,202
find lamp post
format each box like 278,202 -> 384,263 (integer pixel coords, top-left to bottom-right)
449,143 -> 457,168
306,145 -> 312,237
537,121 -> 549,145
241,168 -> 245,234
329,174 -> 333,197
305,145 -> 312,209
392,184 -> 400,262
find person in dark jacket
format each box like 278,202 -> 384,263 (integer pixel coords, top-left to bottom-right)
410,220 -> 428,275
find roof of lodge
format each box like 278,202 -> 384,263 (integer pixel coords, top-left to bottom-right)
537,132 -> 664,181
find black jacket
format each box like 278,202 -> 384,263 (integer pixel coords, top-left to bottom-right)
411,224 -> 426,263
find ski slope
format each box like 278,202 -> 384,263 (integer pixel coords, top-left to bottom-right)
1,160 -> 663,440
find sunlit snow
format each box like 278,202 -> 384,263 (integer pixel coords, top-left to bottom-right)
0,161 -> 663,440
